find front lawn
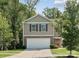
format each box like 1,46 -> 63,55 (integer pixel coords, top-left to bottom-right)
0,49 -> 24,58
51,48 -> 79,57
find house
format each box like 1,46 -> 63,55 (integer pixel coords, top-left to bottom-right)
23,14 -> 62,49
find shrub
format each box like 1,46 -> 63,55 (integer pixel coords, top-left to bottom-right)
50,44 -> 57,49
22,46 -> 26,49
16,44 -> 26,49
8,44 -> 13,50
75,47 -> 79,51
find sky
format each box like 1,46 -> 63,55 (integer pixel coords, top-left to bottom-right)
19,0 -> 68,15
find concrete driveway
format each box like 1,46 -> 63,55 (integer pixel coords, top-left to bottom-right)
6,49 -> 53,58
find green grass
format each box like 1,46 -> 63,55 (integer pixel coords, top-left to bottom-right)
0,54 -> 12,58
51,48 -> 79,55
0,49 -> 24,58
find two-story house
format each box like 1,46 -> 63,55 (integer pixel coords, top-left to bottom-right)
23,14 -> 62,49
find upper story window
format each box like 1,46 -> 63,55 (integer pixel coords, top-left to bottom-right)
39,24 -> 48,32
29,24 -> 38,32
29,23 -> 48,32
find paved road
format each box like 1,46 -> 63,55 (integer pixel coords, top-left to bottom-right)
6,49 -> 53,58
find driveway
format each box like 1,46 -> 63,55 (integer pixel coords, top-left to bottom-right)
6,49 -> 53,58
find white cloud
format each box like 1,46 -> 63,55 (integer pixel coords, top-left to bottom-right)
77,0 -> 79,3
54,0 -> 79,4
54,0 -> 67,4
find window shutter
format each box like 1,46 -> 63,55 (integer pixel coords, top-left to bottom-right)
29,24 -> 31,32
36,24 -> 38,31
39,24 -> 41,31
46,24 -> 48,32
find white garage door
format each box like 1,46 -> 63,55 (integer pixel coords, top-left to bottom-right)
27,38 -> 50,49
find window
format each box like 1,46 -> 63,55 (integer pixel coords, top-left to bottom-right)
31,24 -> 36,31
29,24 -> 38,32
39,24 -> 48,31
29,24 -> 48,32
41,24 -> 46,31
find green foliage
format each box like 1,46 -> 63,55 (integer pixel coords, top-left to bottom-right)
43,8 -> 62,19
50,44 -> 58,49
0,14 -> 12,50
43,7 -> 62,37
0,14 -> 12,39
62,0 -> 79,56
53,18 -> 63,36
0,0 -> 38,50
25,0 -> 38,18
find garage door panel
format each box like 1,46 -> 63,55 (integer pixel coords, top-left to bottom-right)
27,38 -> 50,49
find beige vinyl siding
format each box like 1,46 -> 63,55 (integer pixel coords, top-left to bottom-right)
24,23 -> 54,36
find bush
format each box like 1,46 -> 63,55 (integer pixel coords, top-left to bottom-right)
16,44 -> 26,49
22,46 -> 26,49
8,44 -> 14,50
50,44 -> 57,49
75,47 -> 79,51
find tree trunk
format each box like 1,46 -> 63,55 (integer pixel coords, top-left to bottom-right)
70,50 -> 72,56
0,30 -> 3,50
16,31 -> 19,44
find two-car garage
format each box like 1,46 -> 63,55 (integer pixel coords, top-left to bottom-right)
27,38 -> 50,49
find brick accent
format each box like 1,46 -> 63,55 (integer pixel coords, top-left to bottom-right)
54,37 -> 62,48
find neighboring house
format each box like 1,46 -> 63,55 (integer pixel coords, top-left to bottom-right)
23,14 -> 62,49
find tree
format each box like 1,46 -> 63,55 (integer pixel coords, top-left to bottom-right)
0,0 -> 26,48
53,18 -> 63,36
17,0 -> 39,47
26,0 -> 39,18
17,3 -> 36,47
0,13 -> 12,50
4,0 -> 38,48
43,8 -> 62,19
7,0 -> 20,44
62,0 -> 79,56
0,0 -> 39,49
0,0 -> 10,50
43,8 -> 62,36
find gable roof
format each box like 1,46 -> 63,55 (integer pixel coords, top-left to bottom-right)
22,14 -> 51,23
